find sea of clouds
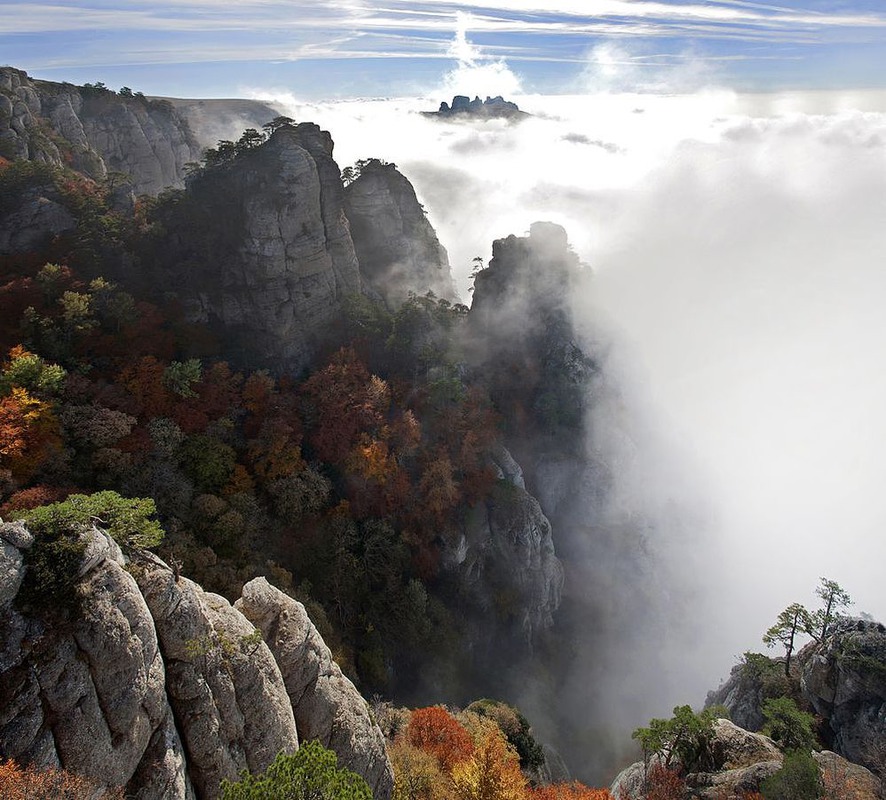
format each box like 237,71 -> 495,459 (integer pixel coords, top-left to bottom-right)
247,39 -> 886,748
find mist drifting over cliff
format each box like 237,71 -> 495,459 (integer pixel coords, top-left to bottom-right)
244,45 -> 886,778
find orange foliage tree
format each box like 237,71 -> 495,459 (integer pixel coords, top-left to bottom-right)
449,728 -> 528,800
301,347 -> 389,465
407,706 -> 475,773
529,782 -> 612,800
0,388 -> 62,481
0,759 -> 124,800
645,764 -> 685,800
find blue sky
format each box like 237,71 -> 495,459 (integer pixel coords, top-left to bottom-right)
2,1 -> 886,97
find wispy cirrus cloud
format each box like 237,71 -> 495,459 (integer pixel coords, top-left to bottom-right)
2,1 -> 886,93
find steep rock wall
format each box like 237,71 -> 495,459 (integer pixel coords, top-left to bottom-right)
0,67 -> 201,195
0,519 -> 393,799
153,124 -> 361,373
344,162 -> 457,305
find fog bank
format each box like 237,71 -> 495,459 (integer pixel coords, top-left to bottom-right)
248,79 -> 886,775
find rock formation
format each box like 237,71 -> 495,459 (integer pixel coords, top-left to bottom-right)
801,618 -> 886,770
0,67 -> 201,195
236,579 -> 394,798
0,519 -> 393,799
610,718 -> 882,800
425,95 -> 528,121
449,468 -> 564,647
151,123 -> 361,372
707,617 -> 886,776
344,160 -> 457,305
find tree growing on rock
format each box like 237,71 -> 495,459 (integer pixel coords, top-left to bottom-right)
763,603 -> 813,677
811,578 -> 852,641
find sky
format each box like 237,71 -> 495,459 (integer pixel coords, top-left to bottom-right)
3,1 -> 886,97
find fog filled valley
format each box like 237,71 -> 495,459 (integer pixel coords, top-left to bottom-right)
1,41 -> 886,800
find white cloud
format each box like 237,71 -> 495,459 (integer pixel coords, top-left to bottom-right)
254,80 -> 886,691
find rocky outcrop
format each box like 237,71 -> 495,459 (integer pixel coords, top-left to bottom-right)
154,123 -> 361,372
425,95 -> 528,121
611,718 -> 882,799
0,524 -> 194,796
236,578 -> 394,799
469,222 -> 594,457
0,519 -> 393,799
452,480 -> 564,646
131,554 -> 298,799
0,67 -> 201,195
0,188 -> 76,254
801,618 -> 886,770
344,161 -> 457,305
707,618 -> 886,775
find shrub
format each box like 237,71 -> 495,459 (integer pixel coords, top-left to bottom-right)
220,741 -> 372,799
16,491 -> 163,612
0,759 -> 124,799
761,697 -> 817,753
465,699 -> 546,774
760,750 -> 823,800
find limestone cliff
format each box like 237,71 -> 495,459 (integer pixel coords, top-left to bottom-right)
0,67 -> 201,195
344,160 -> 457,305
0,520 -> 393,799
151,123 -> 361,372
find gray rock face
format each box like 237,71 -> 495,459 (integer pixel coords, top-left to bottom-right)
132,555 -> 298,799
801,618 -> 886,771
707,618 -> 886,775
0,188 -> 76,254
0,522 -> 393,799
0,67 -> 201,194
236,578 -> 394,800
0,521 -> 32,608
453,481 -> 564,645
344,162 -> 457,305
0,528 -> 189,793
705,661 -> 768,733
160,124 -> 361,372
610,720 -> 785,800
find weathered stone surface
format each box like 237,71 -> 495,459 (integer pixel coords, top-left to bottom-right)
0,66 -> 201,194
0,189 -> 75,254
455,481 -> 564,644
157,123 -> 361,373
688,760 -> 783,798
705,661 -> 768,733
801,617 -> 886,771
0,522 -> 31,608
0,528 -> 170,789
132,555 -> 298,799
236,577 -> 394,800
127,706 -> 196,800
709,719 -> 781,770
344,161 -> 456,304
814,749 -> 883,800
